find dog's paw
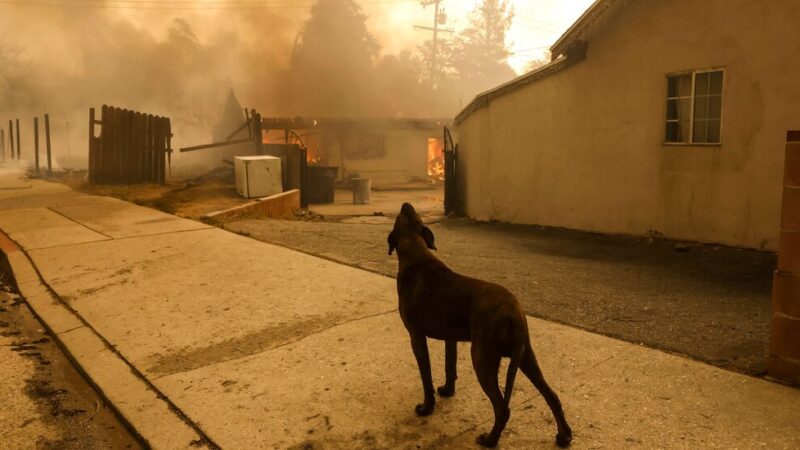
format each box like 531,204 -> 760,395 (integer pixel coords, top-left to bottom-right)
556,429 -> 573,448
475,433 -> 498,448
414,402 -> 435,416
436,384 -> 455,397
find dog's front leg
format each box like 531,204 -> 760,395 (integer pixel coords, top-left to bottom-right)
437,340 -> 457,397
410,334 -> 436,416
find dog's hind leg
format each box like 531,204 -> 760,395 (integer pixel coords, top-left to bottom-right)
471,344 -> 508,448
520,344 -> 573,447
410,334 -> 436,416
437,340 -> 457,397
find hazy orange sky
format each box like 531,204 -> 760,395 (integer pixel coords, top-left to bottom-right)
101,0 -> 595,74
365,0 -> 596,73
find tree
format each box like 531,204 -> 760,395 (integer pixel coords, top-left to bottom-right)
525,58 -> 549,72
524,50 -> 552,73
417,36 -> 457,86
289,0 -> 380,116
450,0 -> 516,95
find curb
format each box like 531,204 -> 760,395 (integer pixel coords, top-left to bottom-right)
0,229 -> 218,449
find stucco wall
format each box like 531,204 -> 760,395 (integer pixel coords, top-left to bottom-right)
456,0 -> 800,250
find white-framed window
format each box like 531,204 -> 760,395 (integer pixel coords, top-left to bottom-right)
665,69 -> 724,144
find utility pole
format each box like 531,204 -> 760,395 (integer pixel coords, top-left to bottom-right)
415,0 -> 453,86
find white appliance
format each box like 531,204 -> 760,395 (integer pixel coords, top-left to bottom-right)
235,156 -> 283,198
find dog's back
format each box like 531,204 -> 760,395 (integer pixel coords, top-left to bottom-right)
397,247 -> 529,356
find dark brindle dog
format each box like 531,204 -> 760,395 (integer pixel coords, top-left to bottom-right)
388,203 -> 572,448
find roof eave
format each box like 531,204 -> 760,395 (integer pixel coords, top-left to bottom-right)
454,51 -> 583,125
550,0 -> 608,58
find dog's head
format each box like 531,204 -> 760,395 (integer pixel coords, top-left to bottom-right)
388,203 -> 436,255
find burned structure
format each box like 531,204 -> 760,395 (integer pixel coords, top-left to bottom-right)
261,116 -> 451,187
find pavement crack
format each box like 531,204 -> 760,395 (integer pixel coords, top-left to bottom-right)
45,207 -> 114,239
58,326 -> 84,335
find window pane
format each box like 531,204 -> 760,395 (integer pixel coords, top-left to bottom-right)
708,95 -> 722,119
678,74 -> 692,97
667,99 -> 677,120
694,95 -> 709,120
707,119 -> 721,142
709,71 -> 723,94
676,98 -> 691,120
667,76 -> 680,97
666,122 -> 679,142
695,72 -> 709,95
666,120 -> 690,142
693,120 -> 708,143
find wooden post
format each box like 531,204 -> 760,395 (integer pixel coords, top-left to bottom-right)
15,118 -> 20,160
44,114 -> 52,175
1,128 -> 5,160
8,120 -> 14,160
88,108 -> 95,183
34,117 -> 39,173
251,109 -> 263,155
244,108 -> 252,138
300,146 -> 308,208
166,124 -> 172,181
99,105 -> 109,184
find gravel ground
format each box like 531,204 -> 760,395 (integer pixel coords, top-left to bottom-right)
224,217 -> 775,376
0,279 -> 142,450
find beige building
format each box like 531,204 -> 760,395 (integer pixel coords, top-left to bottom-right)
455,0 -> 800,250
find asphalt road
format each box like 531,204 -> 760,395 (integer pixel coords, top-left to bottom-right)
224,217 -> 775,376
0,279 -> 142,450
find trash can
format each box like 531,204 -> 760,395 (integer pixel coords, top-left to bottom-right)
307,165 -> 338,204
352,178 -> 371,204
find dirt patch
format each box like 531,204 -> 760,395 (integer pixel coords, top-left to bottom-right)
0,280 -> 142,449
53,168 -> 248,220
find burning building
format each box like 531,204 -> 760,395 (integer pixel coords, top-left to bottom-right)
261,116 -> 450,186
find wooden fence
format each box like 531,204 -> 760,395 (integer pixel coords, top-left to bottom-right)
89,105 -> 172,184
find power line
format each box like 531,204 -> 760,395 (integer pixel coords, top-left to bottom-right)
508,44 -> 550,54
441,2 -> 563,33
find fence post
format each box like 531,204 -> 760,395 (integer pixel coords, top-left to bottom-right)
8,120 -> 13,160
44,114 -> 52,175
34,117 -> 40,173
89,108 -> 95,183
15,118 -> 20,160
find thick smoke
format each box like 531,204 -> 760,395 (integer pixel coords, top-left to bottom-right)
0,3 -> 324,172
0,1 -> 460,175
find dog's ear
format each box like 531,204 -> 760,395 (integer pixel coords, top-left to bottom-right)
420,226 -> 437,251
387,230 -> 398,255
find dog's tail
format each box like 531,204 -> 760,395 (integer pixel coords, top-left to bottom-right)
504,343 -> 526,406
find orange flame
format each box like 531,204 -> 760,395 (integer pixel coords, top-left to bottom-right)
427,138 -> 444,182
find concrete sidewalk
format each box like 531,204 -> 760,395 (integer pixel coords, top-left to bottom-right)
0,167 -> 798,449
